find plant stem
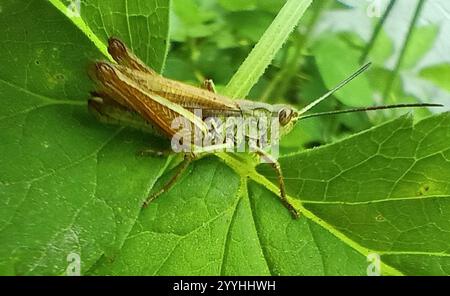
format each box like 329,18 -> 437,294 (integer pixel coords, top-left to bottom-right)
48,0 -> 113,62
383,0 -> 426,101
261,0 -> 331,102
360,0 -> 398,63
223,0 -> 312,99
260,37 -> 300,103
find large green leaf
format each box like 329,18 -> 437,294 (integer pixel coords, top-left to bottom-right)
368,28 -> 394,67
89,113 -> 450,275
258,113 -> 450,275
402,25 -> 439,70
312,35 -> 374,107
420,63 -> 450,93
78,0 -> 169,71
0,0 -> 170,275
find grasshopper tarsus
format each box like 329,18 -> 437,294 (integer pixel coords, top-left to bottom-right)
202,79 -> 217,93
277,172 -> 301,219
285,202 -> 301,219
143,189 -> 164,208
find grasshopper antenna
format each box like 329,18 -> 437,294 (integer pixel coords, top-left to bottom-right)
298,62 -> 372,115
298,103 -> 444,120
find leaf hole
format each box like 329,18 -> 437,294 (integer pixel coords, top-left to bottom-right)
417,184 -> 431,196
304,141 -> 323,149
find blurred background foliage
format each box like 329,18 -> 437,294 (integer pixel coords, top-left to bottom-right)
164,0 -> 449,154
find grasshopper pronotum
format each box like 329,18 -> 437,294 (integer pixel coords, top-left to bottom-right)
89,37 -> 442,218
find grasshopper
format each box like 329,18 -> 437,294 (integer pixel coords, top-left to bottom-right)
89,37 -> 442,218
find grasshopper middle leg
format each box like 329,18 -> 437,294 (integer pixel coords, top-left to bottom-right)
253,147 -> 300,219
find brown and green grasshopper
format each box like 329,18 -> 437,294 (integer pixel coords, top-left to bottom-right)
89,37 -> 442,218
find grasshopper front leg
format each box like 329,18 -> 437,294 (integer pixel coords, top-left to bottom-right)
201,79 -> 217,93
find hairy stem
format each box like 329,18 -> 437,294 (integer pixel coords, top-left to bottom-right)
224,0 -> 312,99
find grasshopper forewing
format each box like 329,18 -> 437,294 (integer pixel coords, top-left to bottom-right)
90,37 -> 443,219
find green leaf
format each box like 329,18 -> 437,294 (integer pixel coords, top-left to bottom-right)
420,63 -> 450,93
80,0 -> 170,72
402,25 -> 439,70
90,158 -> 247,275
256,0 -> 285,13
313,35 -> 374,107
89,158 -> 370,275
227,11 -> 274,43
171,0 -> 221,42
90,111 -> 450,275
258,112 -> 450,275
218,0 -> 257,12
224,0 -> 313,98
0,0 -> 170,275
368,28 -> 394,67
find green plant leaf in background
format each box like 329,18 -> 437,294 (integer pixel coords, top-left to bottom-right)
1,0 -> 449,276
79,0 -> 170,71
313,35 -> 373,107
258,113 -> 450,275
171,0 -> 222,42
420,63 -> 450,93
368,28 -> 394,67
402,25 -> 439,70
218,0 -> 257,12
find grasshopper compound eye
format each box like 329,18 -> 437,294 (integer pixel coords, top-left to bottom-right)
278,107 -> 294,126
